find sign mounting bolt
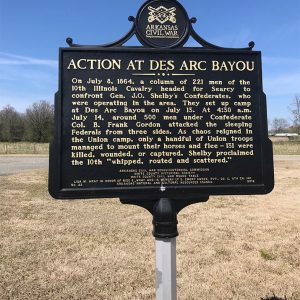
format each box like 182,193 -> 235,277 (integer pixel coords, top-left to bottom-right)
160,185 -> 166,192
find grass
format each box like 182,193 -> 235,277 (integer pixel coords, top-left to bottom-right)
272,142 -> 300,155
260,249 -> 276,261
0,161 -> 300,299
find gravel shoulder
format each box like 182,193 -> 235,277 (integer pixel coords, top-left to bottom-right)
0,155 -> 299,176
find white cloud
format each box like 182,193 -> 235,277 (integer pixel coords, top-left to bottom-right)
0,52 -> 57,67
0,52 -> 57,111
263,55 -> 300,97
200,29 -> 253,49
264,72 -> 300,96
0,90 -> 55,112
264,19 -> 300,45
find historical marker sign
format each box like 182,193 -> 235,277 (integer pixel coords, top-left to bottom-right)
49,0 -> 274,201
49,48 -> 273,200
49,3 -> 274,298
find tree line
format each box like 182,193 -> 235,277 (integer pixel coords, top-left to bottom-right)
270,95 -> 300,135
0,100 -> 54,143
0,96 -> 299,142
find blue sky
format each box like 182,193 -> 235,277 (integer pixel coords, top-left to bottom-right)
0,0 -> 299,122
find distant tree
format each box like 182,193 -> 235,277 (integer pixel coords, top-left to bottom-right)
25,100 -> 54,142
267,118 -> 271,133
289,95 -> 300,134
0,105 -> 25,142
271,118 -> 289,134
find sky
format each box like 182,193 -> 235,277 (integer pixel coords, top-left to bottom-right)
0,0 -> 299,122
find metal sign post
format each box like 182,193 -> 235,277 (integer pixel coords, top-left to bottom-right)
121,196 -> 209,300
155,237 -> 177,300
152,198 -> 178,300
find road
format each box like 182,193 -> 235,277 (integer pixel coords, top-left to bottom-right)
273,155 -> 300,161
0,155 -> 299,176
0,155 -> 48,176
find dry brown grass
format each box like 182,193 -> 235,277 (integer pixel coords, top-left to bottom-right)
273,142 -> 300,155
0,161 -> 300,300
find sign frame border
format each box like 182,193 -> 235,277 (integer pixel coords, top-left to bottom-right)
49,46 -> 274,200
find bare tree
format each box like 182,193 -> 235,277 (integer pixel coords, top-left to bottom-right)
271,118 -> 289,134
289,95 -> 300,134
0,105 -> 25,142
25,100 -> 54,142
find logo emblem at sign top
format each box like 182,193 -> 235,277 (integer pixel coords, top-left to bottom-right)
148,6 -> 177,24
136,0 -> 190,48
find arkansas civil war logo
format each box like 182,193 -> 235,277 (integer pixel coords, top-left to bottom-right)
135,0 -> 189,47
148,6 -> 176,24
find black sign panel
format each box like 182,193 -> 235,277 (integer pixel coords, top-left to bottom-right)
49,47 -> 274,200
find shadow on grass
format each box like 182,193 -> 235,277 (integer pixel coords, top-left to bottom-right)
261,293 -> 287,300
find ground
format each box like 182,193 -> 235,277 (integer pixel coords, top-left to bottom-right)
0,160 -> 299,299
